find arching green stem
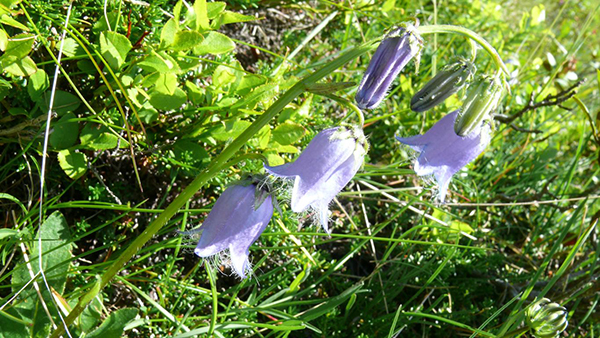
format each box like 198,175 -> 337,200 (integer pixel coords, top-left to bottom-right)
49,39 -> 378,338
417,25 -> 509,76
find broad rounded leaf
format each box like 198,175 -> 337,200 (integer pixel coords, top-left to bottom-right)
57,149 -> 87,179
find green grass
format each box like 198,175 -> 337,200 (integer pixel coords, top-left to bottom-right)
1,0 -> 599,337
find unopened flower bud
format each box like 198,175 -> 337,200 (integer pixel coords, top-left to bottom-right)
454,75 -> 503,136
355,23 -> 423,110
411,59 -> 475,112
526,298 -> 569,338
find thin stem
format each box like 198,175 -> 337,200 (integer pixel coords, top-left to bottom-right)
417,24 -> 509,76
49,39 -> 377,338
205,263 -> 218,336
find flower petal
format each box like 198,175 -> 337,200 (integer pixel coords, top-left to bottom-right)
194,184 -> 273,278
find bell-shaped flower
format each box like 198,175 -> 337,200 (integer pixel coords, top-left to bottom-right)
355,23 -> 423,110
396,110 -> 490,202
265,126 -> 367,233
194,183 -> 273,279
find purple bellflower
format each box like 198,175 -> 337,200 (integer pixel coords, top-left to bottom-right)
194,183 -> 273,279
355,23 -> 423,110
265,126 -> 367,233
396,110 -> 490,202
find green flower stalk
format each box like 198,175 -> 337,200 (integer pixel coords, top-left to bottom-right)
526,298 -> 569,338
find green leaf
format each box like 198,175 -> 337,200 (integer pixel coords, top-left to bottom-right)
160,18 -> 178,49
212,10 -> 256,29
11,211 -> 73,336
0,228 -> 18,240
231,82 -> 278,110
149,87 -> 187,110
193,0 -> 209,30
212,64 -> 237,89
50,112 -> 79,150
300,282 -> 364,321
61,37 -> 83,57
207,1 -> 226,18
80,123 -> 119,150
271,122 -> 305,145
27,68 -> 49,101
193,31 -> 235,55
264,150 -> 285,166
0,33 -> 34,65
236,74 -> 267,96
138,103 -> 158,124
185,80 -> 205,105
137,52 -> 180,73
172,139 -> 209,170
0,192 -> 26,214
0,29 -> 7,50
0,77 -> 11,100
40,90 -> 80,116
57,149 -> 87,179
99,31 -> 132,70
211,120 -> 251,142
79,292 -> 104,332
3,55 -> 37,76
171,31 -> 204,51
0,13 -> 29,31
154,73 -> 178,95
85,308 -> 138,338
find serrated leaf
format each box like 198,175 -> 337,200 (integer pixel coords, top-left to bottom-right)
149,87 -> 187,110
50,112 -> 79,150
171,31 -> 204,51
57,149 -> 87,179
212,64 -> 237,89
193,31 -> 235,55
27,68 -> 49,101
99,31 -> 132,70
85,308 -> 138,338
271,122 -> 305,145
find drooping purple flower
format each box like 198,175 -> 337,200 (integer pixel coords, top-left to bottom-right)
194,183 -> 273,278
396,110 -> 490,202
265,126 -> 367,233
355,23 -> 423,110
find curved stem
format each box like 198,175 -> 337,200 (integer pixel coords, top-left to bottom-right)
49,39 -> 378,338
417,24 -> 509,76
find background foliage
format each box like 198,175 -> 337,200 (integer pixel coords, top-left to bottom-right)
1,0 -> 599,337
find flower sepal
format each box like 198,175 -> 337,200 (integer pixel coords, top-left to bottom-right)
411,58 -> 475,112
454,75 -> 503,136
